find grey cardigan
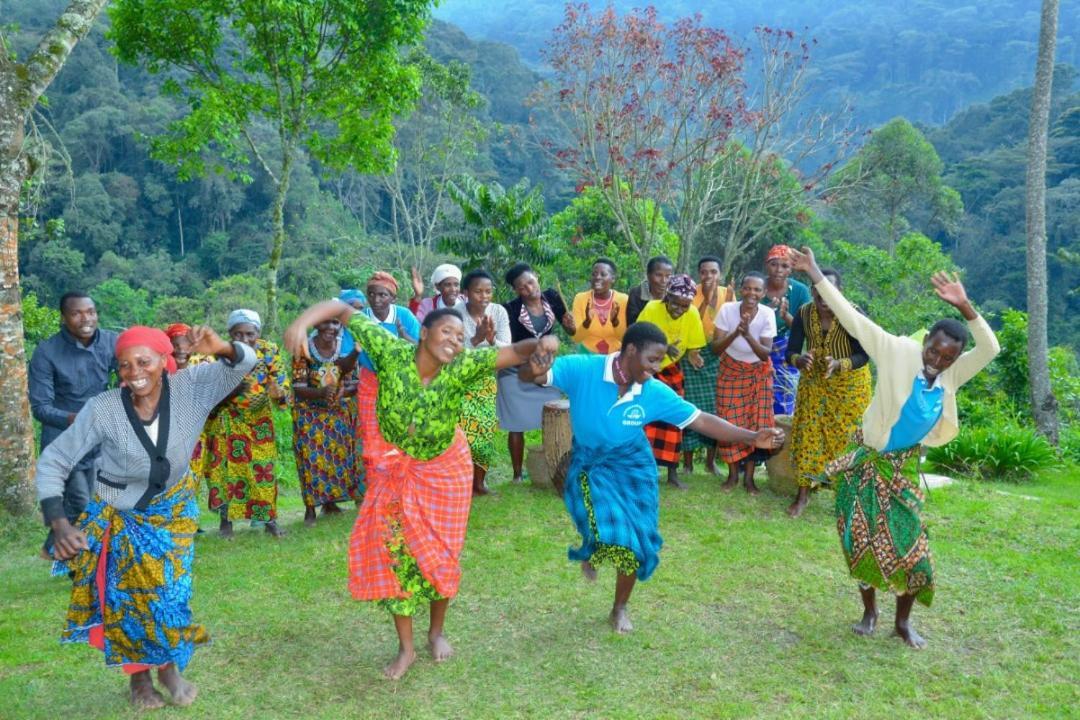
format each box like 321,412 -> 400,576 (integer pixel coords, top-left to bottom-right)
36,343 -> 256,522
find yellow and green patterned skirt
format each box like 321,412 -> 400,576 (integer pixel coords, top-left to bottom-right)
790,364 -> 872,487
461,374 -> 498,471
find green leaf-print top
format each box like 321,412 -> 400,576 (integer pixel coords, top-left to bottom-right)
348,313 -> 498,460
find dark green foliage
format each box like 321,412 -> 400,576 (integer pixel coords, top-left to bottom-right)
927,425 -> 1059,480
19,291 -> 60,354
434,0 -> 1080,128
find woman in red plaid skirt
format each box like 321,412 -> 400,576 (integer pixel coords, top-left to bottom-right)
712,272 -> 778,493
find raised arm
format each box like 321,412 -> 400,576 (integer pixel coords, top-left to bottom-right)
931,271 -> 1001,386
788,246 -> 895,363
285,301 -> 356,360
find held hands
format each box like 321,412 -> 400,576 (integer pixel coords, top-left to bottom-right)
752,427 -> 785,450
51,518 -> 89,561
794,351 -> 814,372
528,335 -> 560,376
824,356 -> 841,379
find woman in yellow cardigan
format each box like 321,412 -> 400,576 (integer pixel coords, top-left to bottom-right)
789,246 -> 999,650
571,258 -> 628,354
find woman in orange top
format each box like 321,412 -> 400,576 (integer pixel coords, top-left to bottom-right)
571,258 -> 628,354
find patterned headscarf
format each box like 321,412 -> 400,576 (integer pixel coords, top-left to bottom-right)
164,323 -> 191,340
227,308 -> 261,332
766,244 -> 791,261
367,271 -> 399,296
666,274 -> 697,301
116,326 -> 177,374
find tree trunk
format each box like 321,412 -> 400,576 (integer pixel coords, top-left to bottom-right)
0,0 -> 110,515
1024,0 -> 1061,444
264,148 -> 293,335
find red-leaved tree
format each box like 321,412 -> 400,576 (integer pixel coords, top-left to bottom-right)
532,4 -> 856,274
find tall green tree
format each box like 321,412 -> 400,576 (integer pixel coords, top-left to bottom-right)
831,117 -> 963,252
109,0 -> 435,332
0,0 -> 110,515
1024,0 -> 1061,443
441,175 -> 549,285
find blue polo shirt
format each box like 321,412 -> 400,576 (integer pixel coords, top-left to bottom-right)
882,372 -> 945,452
356,305 -> 421,372
548,353 -> 700,450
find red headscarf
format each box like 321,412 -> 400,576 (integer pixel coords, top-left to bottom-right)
766,244 -> 792,261
367,271 -> 399,296
164,323 -> 191,340
116,326 -> 178,374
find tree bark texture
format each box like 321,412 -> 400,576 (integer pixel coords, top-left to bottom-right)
264,148 -> 293,335
1024,0 -> 1061,444
0,0 -> 109,515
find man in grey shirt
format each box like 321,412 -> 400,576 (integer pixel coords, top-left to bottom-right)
29,291 -> 118,555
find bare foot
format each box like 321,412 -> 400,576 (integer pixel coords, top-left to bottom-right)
581,560 -> 598,582
428,633 -> 454,662
704,462 -> 720,476
666,475 -> 688,490
39,547 -> 52,561
744,478 -> 761,495
609,605 -> 633,634
304,508 -> 317,528
158,664 -> 198,707
219,520 -> 234,540
130,671 -> 167,710
852,610 -> 878,636
721,474 -> 739,491
894,621 -> 927,649
264,521 -> 286,538
322,502 -> 343,515
786,497 -> 809,518
383,646 -> 418,680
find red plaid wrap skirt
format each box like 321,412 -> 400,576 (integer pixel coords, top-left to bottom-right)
715,353 -> 774,464
348,410 -> 473,602
644,363 -> 685,468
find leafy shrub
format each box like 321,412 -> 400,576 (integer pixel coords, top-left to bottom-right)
21,290 -> 61,353
927,424 -> 1059,480
1060,425 -> 1080,466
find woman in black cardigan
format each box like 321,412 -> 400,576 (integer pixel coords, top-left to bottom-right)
498,263 -> 576,482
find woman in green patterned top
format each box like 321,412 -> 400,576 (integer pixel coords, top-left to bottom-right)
285,302 -> 558,681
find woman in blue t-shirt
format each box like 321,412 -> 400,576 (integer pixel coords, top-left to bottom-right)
522,322 -> 784,635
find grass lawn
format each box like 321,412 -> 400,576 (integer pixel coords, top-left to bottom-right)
1,448 -> 1077,719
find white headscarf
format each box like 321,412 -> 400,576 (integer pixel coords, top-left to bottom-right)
430,263 -> 462,288
227,308 -> 262,332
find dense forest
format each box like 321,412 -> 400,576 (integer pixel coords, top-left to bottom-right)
7,0 -> 1080,351
436,0 -> 1080,127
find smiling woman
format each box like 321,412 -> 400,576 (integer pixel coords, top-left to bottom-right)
34,325 -> 255,710
284,298 -> 559,681
520,320 -> 783,635
634,274 -> 707,489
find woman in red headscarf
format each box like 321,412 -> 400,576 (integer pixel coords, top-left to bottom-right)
35,325 -> 256,710
762,244 -> 812,415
